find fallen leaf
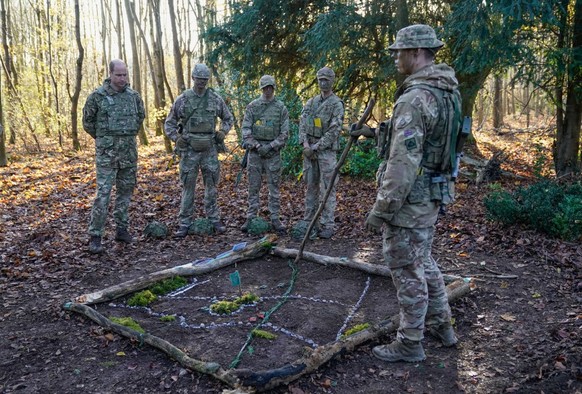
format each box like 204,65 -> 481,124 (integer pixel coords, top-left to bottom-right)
500,314 -> 517,322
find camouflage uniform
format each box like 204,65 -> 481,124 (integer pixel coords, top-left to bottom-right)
241,75 -> 289,225
164,65 -> 233,232
83,76 -> 145,239
368,25 -> 459,358
299,67 -> 344,236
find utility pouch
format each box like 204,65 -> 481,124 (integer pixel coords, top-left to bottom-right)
189,134 -> 213,152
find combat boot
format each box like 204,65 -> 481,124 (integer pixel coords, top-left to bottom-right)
271,219 -> 286,234
213,220 -> 226,234
89,236 -> 103,254
174,225 -> 189,238
115,228 -> 133,243
318,227 -> 334,239
241,217 -> 254,232
427,325 -> 458,347
372,339 -> 426,363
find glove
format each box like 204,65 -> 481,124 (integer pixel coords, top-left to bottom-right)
258,144 -> 272,157
350,124 -> 375,138
215,130 -> 226,142
176,135 -> 189,149
365,212 -> 384,234
303,147 -> 315,160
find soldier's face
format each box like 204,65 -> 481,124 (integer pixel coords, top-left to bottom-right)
393,49 -> 416,75
110,64 -> 128,91
262,86 -> 274,100
193,77 -> 208,92
318,78 -> 333,93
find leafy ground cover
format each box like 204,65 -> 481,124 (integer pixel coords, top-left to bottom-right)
0,118 -> 581,393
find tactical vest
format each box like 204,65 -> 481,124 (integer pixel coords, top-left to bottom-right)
304,94 -> 343,138
251,100 -> 284,141
95,87 -> 141,137
181,89 -> 217,151
408,83 -> 462,174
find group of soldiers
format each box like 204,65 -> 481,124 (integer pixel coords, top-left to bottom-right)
82,24 -> 460,363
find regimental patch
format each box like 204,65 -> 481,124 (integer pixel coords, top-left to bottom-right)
403,129 -> 415,137
404,138 -> 417,151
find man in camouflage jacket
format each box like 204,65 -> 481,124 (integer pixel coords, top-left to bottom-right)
353,24 -> 460,362
164,63 -> 234,237
241,75 -> 289,234
83,59 -> 146,254
298,67 -> 344,239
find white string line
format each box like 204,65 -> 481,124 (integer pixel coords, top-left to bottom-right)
335,276 -> 371,341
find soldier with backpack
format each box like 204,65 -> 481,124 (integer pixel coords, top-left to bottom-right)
351,24 -> 461,362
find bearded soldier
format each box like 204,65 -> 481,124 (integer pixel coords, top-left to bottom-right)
241,75 -> 289,234
164,63 -> 234,237
352,24 -> 460,362
83,59 -> 146,254
299,67 -> 344,239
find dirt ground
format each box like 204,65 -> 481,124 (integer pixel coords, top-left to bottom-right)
1,127 -> 581,393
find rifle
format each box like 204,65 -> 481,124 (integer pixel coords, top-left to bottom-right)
451,116 -> 472,181
235,148 -> 249,186
166,122 -> 184,170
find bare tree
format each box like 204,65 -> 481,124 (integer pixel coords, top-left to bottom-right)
168,0 -> 185,93
1,0 -> 17,145
493,74 -> 503,130
68,0 -> 84,151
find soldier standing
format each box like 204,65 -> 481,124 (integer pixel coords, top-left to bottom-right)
164,63 -> 234,237
83,59 -> 146,254
298,67 -> 344,239
241,75 -> 289,234
352,24 -> 460,362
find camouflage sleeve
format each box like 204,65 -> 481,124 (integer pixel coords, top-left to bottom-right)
216,96 -> 234,135
82,91 -> 99,139
135,93 -> 146,127
371,100 -> 425,221
315,100 -> 344,151
270,104 -> 289,150
164,96 -> 184,142
298,98 -> 311,145
241,101 -> 259,147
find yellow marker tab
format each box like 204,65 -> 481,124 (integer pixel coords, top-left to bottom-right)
255,120 -> 262,125
314,118 -> 322,128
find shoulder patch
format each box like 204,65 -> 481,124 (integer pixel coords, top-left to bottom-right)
404,138 -> 417,151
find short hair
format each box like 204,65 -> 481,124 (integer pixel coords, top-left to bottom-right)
109,59 -> 125,73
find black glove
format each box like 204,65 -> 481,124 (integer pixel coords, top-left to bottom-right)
303,147 -> 315,159
350,124 -> 375,138
176,135 -> 189,149
258,144 -> 272,157
215,130 -> 226,142
365,212 -> 384,233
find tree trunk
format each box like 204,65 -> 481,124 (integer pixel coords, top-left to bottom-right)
1,0 -> 17,145
493,74 -> 503,130
168,0 -> 185,93
70,0 -> 83,151
124,0 -> 148,146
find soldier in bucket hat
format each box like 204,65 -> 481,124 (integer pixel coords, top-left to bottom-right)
352,24 -> 460,362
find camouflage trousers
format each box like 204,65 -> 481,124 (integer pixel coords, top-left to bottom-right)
303,149 -> 337,231
246,150 -> 282,220
89,165 -> 137,236
382,225 -> 452,342
178,146 -> 221,227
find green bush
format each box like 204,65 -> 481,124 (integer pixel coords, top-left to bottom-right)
484,180 -> 582,240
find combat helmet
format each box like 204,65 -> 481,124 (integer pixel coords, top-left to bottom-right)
192,63 -> 211,79
316,67 -> 335,81
388,24 -> 444,51
259,75 -> 276,89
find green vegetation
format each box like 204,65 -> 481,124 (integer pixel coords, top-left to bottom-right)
127,290 -> 157,307
127,277 -> 188,307
160,315 -> 176,322
210,293 -> 260,314
484,180 -> 582,241
341,323 -> 370,338
109,317 -> 145,333
252,329 -> 277,340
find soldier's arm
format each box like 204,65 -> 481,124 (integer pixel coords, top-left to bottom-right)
370,101 -> 425,221
136,94 -> 146,127
241,102 -> 259,148
270,104 -> 289,150
164,99 -> 181,142
298,100 -> 311,147
217,97 -> 234,135
315,101 -> 343,151
82,93 -> 98,139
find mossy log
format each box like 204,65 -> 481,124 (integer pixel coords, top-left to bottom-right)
231,279 -> 472,391
75,234 -> 277,305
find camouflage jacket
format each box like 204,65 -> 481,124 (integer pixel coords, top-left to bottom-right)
372,63 -> 460,228
241,96 -> 289,150
298,93 -> 344,151
164,88 -> 233,143
83,79 -> 145,168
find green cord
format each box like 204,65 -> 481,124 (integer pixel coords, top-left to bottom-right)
229,260 -> 299,369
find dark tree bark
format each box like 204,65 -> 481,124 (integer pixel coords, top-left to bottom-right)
168,0 -> 186,93
493,74 -> 503,130
69,0 -> 84,151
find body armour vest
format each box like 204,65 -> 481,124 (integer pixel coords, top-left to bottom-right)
251,99 -> 285,141
95,87 -> 141,137
181,89 -> 217,135
304,94 -> 343,138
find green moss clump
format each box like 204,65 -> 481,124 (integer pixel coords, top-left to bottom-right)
150,276 -> 188,296
110,316 -> 145,333
252,329 -> 277,340
160,315 -> 176,322
127,290 -> 157,307
237,293 -> 259,305
342,323 -> 370,338
210,300 -> 240,314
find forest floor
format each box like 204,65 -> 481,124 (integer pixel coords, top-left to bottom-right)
1,116 -> 581,394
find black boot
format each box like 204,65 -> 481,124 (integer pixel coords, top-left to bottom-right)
115,228 -> 133,243
89,236 -> 103,254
